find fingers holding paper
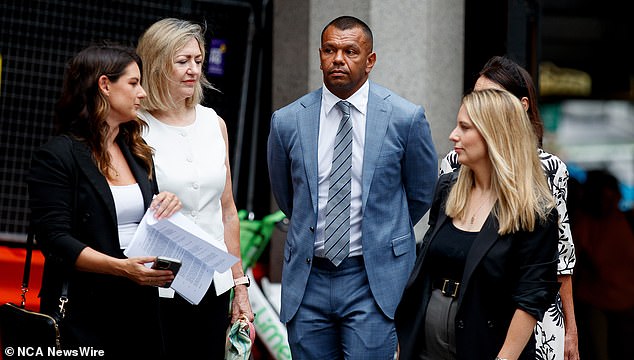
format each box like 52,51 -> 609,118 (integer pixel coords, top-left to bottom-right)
151,191 -> 182,219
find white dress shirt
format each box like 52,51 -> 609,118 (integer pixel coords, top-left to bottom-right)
315,81 -> 369,258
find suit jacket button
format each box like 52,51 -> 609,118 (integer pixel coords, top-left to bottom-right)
306,258 -> 311,264
457,320 -> 464,329
309,226 -> 314,232
487,320 -> 494,328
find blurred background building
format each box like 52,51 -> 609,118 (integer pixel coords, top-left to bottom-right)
1,1 -> 632,359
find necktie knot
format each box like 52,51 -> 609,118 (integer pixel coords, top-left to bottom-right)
336,100 -> 351,117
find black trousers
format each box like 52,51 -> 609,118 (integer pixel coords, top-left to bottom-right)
159,286 -> 231,359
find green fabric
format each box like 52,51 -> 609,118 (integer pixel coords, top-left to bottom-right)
239,210 -> 286,270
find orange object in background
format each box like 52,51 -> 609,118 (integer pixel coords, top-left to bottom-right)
0,245 -> 44,311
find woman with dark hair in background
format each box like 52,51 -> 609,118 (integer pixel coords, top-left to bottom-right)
28,44 -> 182,358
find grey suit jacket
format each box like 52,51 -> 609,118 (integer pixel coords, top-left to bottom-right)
267,81 -> 438,322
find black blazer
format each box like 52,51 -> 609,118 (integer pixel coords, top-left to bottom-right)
27,134 -> 163,357
396,173 -> 560,360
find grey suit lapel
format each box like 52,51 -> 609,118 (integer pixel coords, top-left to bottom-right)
297,91 -> 322,213
299,85 -> 391,213
362,86 -> 390,211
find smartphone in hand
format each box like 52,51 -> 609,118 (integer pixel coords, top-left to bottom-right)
151,256 -> 182,288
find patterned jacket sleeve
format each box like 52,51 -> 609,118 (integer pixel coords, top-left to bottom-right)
539,149 -> 576,274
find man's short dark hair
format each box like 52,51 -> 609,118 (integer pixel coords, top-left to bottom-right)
321,15 -> 373,50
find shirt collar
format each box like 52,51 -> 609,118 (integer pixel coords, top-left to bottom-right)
322,80 -> 370,116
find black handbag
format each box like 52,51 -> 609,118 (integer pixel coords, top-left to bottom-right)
0,227 -> 68,351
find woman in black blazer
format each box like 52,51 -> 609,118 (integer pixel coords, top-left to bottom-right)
396,89 -> 560,360
27,44 -> 181,358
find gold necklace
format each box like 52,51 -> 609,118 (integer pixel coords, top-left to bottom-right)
469,200 -> 488,224
468,193 -> 493,225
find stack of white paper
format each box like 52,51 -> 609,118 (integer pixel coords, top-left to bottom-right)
124,209 -> 238,304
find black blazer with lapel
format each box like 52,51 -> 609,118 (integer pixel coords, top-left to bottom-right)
396,173 -> 560,360
27,134 -> 162,355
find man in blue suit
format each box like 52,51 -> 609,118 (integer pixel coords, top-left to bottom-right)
267,15 -> 438,359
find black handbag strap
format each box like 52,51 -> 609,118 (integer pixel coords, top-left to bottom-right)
21,226 -> 35,292
20,222 -> 36,307
21,161 -> 76,314
21,223 -> 69,314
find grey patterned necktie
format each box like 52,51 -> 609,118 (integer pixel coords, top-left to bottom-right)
324,100 -> 352,266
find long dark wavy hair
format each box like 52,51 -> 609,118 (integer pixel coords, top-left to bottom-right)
54,44 -> 153,179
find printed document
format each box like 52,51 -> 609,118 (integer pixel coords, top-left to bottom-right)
124,208 -> 238,305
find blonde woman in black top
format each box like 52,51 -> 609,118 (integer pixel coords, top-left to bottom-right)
396,89 -> 560,360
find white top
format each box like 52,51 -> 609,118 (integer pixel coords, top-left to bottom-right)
110,183 -> 144,249
315,81 -> 369,258
140,105 -> 234,295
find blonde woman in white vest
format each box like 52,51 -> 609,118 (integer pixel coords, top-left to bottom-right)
136,18 -> 253,359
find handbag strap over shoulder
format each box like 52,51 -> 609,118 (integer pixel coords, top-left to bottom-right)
20,157 -> 76,312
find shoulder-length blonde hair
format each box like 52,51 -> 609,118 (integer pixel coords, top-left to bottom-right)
136,18 -> 214,111
445,89 -> 555,234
